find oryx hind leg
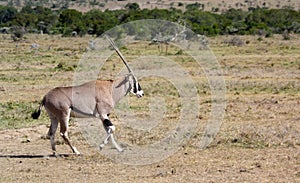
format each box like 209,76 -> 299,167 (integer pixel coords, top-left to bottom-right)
47,115 -> 59,155
59,108 -> 80,155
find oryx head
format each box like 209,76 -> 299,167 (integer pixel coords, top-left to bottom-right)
106,35 -> 144,98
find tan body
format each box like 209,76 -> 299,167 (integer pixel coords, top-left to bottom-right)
45,79 -> 126,119
32,74 -> 143,154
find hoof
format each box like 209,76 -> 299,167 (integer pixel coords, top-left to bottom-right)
117,148 -> 124,153
99,144 -> 105,150
52,151 -> 59,157
74,152 -> 81,155
72,147 -> 81,155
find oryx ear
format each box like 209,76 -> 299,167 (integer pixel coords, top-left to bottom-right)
115,76 -> 129,88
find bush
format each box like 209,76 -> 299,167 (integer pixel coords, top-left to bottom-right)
1,5 -> 300,37
125,3 -> 140,10
282,30 -> 290,40
11,26 -> 26,41
224,36 -> 244,46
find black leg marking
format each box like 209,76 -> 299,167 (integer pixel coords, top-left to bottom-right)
103,119 -> 113,127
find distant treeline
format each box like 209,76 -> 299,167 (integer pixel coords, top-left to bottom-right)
0,4 -> 300,37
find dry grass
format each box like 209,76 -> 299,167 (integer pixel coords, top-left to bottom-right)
0,33 -> 299,182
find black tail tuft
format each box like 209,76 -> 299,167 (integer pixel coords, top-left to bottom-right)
31,110 -> 41,119
32,98 -> 45,119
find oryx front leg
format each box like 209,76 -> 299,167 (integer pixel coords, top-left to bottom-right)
100,117 -> 123,152
110,133 -> 123,152
99,128 -> 112,150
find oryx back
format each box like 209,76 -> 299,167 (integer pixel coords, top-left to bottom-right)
71,80 -> 114,118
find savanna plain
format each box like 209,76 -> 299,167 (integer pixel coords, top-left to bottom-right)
0,33 -> 299,182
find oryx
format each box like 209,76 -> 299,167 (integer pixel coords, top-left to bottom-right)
32,36 -> 144,155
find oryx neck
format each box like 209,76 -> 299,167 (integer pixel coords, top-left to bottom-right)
112,76 -> 130,105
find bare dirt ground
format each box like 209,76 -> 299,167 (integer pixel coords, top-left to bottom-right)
0,34 -> 299,182
0,124 -> 299,182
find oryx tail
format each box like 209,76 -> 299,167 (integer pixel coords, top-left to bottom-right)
31,98 -> 45,119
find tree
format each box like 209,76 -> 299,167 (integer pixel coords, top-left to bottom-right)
265,9 -> 300,33
0,5 -> 17,25
184,10 -> 220,35
222,9 -> 248,34
125,3 -> 140,10
57,9 -> 87,36
11,26 -> 26,41
223,8 -> 248,22
186,2 -> 204,10
13,11 -> 38,28
0,4 -> 299,37
84,9 -> 120,36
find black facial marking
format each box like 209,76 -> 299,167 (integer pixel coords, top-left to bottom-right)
130,74 -> 142,94
133,82 -> 137,93
138,83 -> 142,91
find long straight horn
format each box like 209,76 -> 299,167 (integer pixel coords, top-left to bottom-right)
105,35 -> 133,73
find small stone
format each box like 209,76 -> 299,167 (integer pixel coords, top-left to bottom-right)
240,168 -> 247,172
0,86 -> 6,91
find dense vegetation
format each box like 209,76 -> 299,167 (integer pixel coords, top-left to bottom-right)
0,3 -> 300,37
